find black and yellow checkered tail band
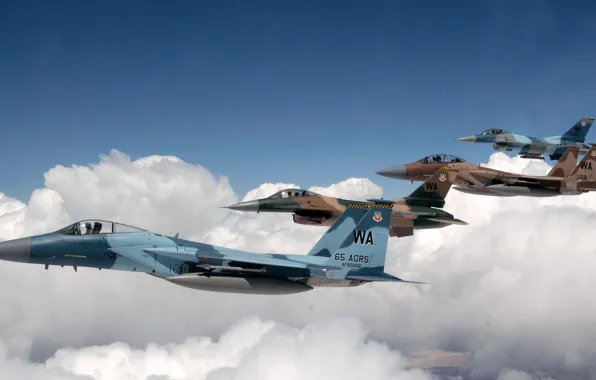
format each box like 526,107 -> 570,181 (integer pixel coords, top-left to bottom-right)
347,203 -> 393,209
370,203 -> 393,209
347,203 -> 369,209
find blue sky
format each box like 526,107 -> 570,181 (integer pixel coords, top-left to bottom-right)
1,0 -> 596,201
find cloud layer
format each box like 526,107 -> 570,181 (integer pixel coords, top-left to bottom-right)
1,150 -> 595,379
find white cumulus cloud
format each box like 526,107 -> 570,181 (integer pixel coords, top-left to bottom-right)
0,150 -> 596,379
0,318 -> 431,380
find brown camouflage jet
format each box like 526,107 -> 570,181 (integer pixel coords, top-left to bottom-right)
226,168 -> 466,237
376,146 -> 596,197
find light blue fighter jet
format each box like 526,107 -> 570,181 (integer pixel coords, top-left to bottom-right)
0,200 -> 422,294
457,117 -> 594,160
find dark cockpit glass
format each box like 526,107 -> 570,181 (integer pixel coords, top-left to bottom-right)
56,220 -> 146,235
416,154 -> 466,164
268,188 -> 319,199
480,129 -> 507,135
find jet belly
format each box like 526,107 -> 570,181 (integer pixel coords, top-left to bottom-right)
486,184 -> 559,197
494,142 -> 546,155
413,218 -> 450,229
166,273 -> 313,294
453,185 -> 516,197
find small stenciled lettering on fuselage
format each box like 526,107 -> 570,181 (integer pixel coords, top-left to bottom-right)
333,252 -> 370,269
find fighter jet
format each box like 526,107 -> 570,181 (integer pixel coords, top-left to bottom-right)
456,117 -> 594,160
226,167 -> 466,238
0,200 -> 424,295
376,147 -> 596,197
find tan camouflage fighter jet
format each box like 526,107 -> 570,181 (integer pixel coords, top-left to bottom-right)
225,168 -> 466,238
376,146 -> 596,197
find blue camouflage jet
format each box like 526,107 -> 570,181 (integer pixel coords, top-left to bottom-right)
0,200 -> 422,294
457,117 -> 594,160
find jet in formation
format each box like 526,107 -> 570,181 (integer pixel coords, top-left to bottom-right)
376,146 -> 596,197
456,117 -> 594,160
0,200 -> 423,294
226,167 -> 466,237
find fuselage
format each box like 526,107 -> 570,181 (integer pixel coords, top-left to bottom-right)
0,230 -> 361,294
376,161 -> 584,198
229,194 -> 459,231
466,133 -> 589,156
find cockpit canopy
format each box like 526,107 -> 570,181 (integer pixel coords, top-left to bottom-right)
268,188 -> 319,199
56,219 -> 146,235
480,128 -> 508,135
416,154 -> 466,164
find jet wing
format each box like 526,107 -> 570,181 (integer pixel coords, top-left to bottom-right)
144,247 -> 308,269
463,170 -> 563,189
456,170 -> 491,187
495,134 -> 516,143
106,247 -> 172,274
106,246 -> 309,278
494,173 -> 564,188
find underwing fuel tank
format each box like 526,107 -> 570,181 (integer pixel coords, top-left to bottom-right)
165,274 -> 313,294
486,184 -> 559,197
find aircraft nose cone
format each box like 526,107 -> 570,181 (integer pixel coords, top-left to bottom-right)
226,199 -> 260,212
0,237 -> 31,263
375,165 -> 407,179
457,135 -> 476,143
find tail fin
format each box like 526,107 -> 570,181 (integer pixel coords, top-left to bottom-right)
547,147 -> 579,177
405,167 -> 459,208
307,204 -> 368,257
570,145 -> 596,181
307,199 -> 393,272
561,117 -> 594,142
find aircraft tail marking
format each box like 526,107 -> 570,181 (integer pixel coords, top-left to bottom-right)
405,167 -> 459,207
561,117 -> 594,142
570,145 -> 596,181
547,147 -> 579,177
307,199 -> 393,272
306,203 -> 368,257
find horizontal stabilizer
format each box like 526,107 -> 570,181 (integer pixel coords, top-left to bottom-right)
426,217 -> 468,225
392,210 -> 436,216
346,272 -> 426,284
577,181 -> 596,191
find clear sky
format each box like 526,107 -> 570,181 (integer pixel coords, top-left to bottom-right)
2,0 -> 596,201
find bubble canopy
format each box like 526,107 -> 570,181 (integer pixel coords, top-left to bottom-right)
416,154 -> 466,164
480,128 -> 508,135
56,220 -> 146,235
267,189 -> 320,199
